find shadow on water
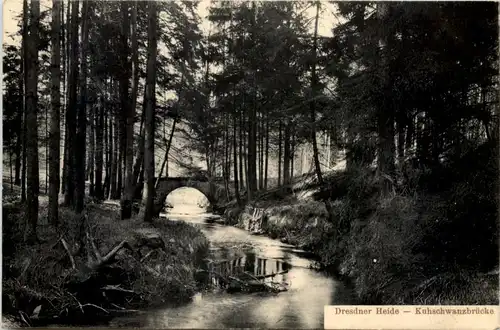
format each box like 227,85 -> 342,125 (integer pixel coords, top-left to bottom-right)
110,210 -> 355,329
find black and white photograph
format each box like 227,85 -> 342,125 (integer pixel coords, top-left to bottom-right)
2,0 -> 499,328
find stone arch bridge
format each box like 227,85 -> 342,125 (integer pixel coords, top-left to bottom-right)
151,176 -> 230,215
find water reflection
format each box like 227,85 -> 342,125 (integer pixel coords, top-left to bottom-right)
200,252 -> 292,291
111,211 -> 350,329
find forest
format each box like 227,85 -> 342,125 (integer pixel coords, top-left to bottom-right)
2,0 -> 499,326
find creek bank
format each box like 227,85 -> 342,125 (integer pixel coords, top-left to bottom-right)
223,196 -> 334,269
223,169 -> 499,305
2,201 -> 209,327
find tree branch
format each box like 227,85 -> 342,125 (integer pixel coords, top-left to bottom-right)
61,238 -> 76,269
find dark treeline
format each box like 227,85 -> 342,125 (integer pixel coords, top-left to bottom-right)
3,0 -> 498,263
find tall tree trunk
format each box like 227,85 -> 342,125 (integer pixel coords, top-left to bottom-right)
61,0 -> 71,195
75,0 -> 90,213
64,0 -> 79,207
283,122 -> 290,187
243,117 -> 249,194
14,112 -> 22,185
396,115 -> 405,166
108,96 -> 116,199
116,116 -> 123,200
60,0 -> 65,171
21,0 -> 28,201
238,109 -> 244,190
65,0 -> 70,108
264,112 -> 269,189
222,26 -> 232,191
244,148 -> 249,194
122,0 -> 136,219
143,2 -> 158,222
376,2 -> 395,190
256,113 -> 260,190
154,69 -> 182,191
103,101 -> 108,197
232,93 -> 240,204
48,0 -> 61,226
325,131 -> 331,169
61,121 -> 68,194
104,100 -> 111,199
247,2 -> 257,199
61,1 -> 68,194
290,127 -> 295,180
405,114 -> 414,157
89,104 -> 95,196
45,93 -> 49,194
259,113 -> 264,190
117,73 -> 125,200
247,95 -> 257,199
131,1 -> 144,194
133,94 -> 146,189
26,0 -> 40,242
95,98 -> 104,200
10,152 -> 14,192
155,118 -> 177,188
277,120 -> 282,186
110,107 -> 118,199
310,1 -> 334,221
15,0 -> 28,186
130,0 -> 139,118
224,112 -> 231,199
15,1 -> 25,186
310,2 -> 324,186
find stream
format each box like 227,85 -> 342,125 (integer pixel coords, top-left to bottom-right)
110,204 -> 355,328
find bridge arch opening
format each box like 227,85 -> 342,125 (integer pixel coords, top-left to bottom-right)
164,187 -> 210,215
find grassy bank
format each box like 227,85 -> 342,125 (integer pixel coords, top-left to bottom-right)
225,145 -> 499,305
2,199 -> 209,326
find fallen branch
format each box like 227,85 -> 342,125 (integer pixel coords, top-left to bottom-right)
86,231 -> 102,262
61,239 -> 76,269
140,249 -> 157,263
102,241 -> 133,264
67,292 -> 84,314
50,235 -> 64,249
101,285 -> 136,294
110,303 -> 125,310
81,304 -> 109,314
87,240 -> 134,269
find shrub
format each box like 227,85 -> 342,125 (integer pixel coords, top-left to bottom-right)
339,194 -> 428,303
329,161 -> 498,304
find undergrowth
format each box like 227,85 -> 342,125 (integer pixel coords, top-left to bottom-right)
2,201 -> 209,326
228,142 -> 499,305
